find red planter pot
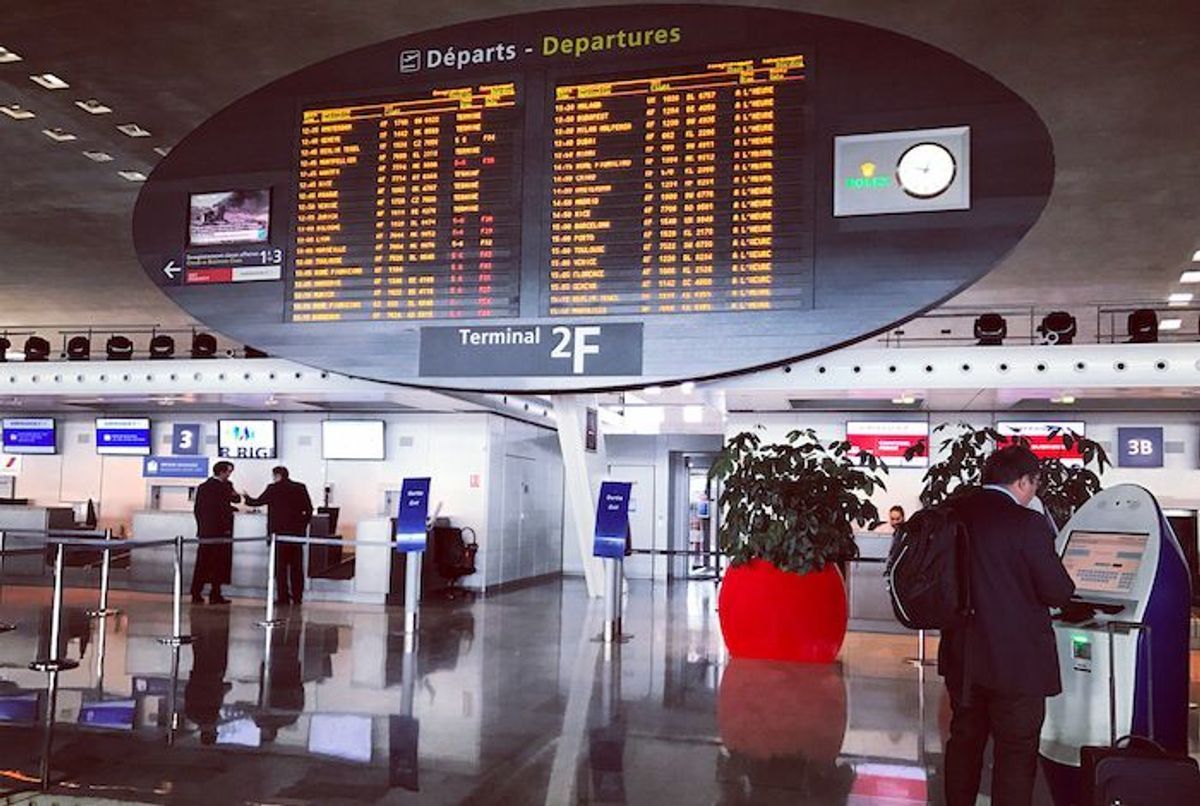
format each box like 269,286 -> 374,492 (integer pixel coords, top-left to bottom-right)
718,559 -> 848,663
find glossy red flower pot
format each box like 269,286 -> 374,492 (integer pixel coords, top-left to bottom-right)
718,559 -> 847,663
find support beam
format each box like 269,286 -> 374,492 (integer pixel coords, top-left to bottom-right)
553,394 -> 605,597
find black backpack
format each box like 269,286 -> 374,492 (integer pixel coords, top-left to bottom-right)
885,503 -> 974,630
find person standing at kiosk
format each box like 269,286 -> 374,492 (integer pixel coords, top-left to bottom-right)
941,446 -> 1076,806
244,466 -> 313,606
191,461 -> 241,605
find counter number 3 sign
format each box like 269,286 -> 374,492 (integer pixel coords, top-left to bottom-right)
172,424 -> 202,456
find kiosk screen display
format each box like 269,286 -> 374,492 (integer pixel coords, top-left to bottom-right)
1061,530 -> 1148,596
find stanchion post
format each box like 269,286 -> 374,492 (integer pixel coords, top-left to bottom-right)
87,528 -> 119,618
258,533 -> 285,628
158,535 -> 193,646
403,550 -> 421,643
596,557 -> 632,644
904,628 -> 937,667
166,645 -> 181,747
29,543 -> 80,672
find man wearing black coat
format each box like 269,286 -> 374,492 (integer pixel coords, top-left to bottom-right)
191,460 -> 241,605
244,466 -> 313,605
940,445 -> 1076,806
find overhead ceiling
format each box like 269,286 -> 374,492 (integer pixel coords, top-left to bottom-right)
1,0 -> 1198,333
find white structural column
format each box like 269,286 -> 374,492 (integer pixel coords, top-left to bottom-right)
553,394 -> 605,597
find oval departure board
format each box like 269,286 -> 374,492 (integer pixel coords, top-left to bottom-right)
133,5 -> 1054,392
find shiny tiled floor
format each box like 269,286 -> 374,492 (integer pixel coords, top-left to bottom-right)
0,580 -> 1197,804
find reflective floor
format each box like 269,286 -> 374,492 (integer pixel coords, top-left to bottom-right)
0,580 -> 1197,804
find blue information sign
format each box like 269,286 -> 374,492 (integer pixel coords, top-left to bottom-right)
1117,427 -> 1164,468
593,481 -> 632,559
394,478 -> 431,552
143,456 -> 210,479
172,423 -> 202,455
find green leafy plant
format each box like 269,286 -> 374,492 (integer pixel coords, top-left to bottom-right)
912,423 -> 1110,528
709,429 -> 887,575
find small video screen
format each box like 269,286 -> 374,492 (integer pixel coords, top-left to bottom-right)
188,189 -> 270,246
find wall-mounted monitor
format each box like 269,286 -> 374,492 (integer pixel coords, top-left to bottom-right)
217,419 -> 277,459
188,189 -> 271,246
996,420 -> 1086,464
846,421 -> 929,468
95,417 -> 152,456
322,420 -> 385,461
2,418 -> 56,455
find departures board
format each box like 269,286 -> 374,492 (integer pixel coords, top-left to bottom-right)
132,5 -> 1054,392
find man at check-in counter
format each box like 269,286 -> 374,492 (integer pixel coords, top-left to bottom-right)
191,461 -> 241,605
940,446 -> 1076,806
244,466 -> 313,606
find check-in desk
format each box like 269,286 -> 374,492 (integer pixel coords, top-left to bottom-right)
847,531 -> 903,633
0,504 -> 79,579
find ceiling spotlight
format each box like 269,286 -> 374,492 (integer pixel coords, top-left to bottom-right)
41,127 -> 77,142
0,103 -> 35,120
82,150 -> 113,162
1158,318 -> 1182,331
75,98 -> 112,114
153,145 -> 171,157
1050,394 -> 1076,405
1180,270 -> 1200,284
891,395 -> 917,405
118,169 -> 147,182
0,46 -> 23,63
116,122 -> 151,137
1168,292 -> 1193,306
29,72 -> 69,90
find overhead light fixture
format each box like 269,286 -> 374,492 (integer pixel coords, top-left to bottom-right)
1180,270 -> 1200,283
1050,394 -> 1076,405
29,72 -> 69,90
891,395 -> 917,405
82,150 -> 113,162
683,405 -> 704,423
1158,318 -> 1182,331
116,122 -> 151,137
1193,250 -> 1200,262
41,127 -> 77,142
0,103 -> 35,120
75,98 -> 112,115
153,145 -> 171,157
1168,292 -> 1194,306
0,46 -> 23,64
680,380 -> 696,394
118,169 -> 147,182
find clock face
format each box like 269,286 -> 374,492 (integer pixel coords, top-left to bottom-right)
895,142 -> 957,199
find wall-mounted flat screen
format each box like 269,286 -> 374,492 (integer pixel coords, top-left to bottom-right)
996,421 -> 1086,464
95,417 -> 152,456
846,421 -> 929,467
217,419 -> 277,459
1061,530 -> 1148,597
2,418 -> 56,455
322,420 -> 385,461
188,189 -> 271,246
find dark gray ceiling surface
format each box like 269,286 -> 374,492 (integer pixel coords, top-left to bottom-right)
1,0 -> 1198,330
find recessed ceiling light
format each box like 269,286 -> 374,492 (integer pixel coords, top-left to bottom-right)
1158,318 -> 1182,331
1168,292 -> 1193,306
118,169 -> 147,182
0,103 -> 35,120
75,98 -> 111,115
1050,394 -> 1076,405
1180,270 -> 1200,283
116,122 -> 151,137
891,395 -> 917,405
29,72 -> 68,90
680,380 -> 695,394
82,150 -> 113,162
0,47 -> 23,64
153,145 -> 171,157
41,127 -> 77,142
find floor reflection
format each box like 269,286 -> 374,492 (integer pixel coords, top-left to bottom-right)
0,579 -> 1195,803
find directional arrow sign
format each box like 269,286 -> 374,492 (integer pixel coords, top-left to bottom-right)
162,259 -> 181,280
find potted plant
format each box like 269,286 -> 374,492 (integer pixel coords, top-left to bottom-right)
710,428 -> 887,663
914,423 -> 1110,527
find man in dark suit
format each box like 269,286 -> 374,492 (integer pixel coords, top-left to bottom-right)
940,445 -> 1076,806
244,466 -> 313,605
191,460 -> 241,605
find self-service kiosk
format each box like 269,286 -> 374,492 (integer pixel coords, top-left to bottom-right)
1040,485 -> 1191,777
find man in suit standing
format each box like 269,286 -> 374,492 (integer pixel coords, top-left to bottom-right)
940,445 -> 1076,806
191,461 -> 241,605
244,466 -> 313,606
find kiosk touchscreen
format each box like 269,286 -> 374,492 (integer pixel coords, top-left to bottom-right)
1039,485 -> 1190,780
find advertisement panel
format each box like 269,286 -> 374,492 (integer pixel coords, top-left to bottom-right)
846,421 -> 929,468
996,421 -> 1086,464
217,419 -> 277,459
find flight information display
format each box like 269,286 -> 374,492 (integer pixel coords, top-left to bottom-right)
548,54 -> 812,316
291,82 -> 522,322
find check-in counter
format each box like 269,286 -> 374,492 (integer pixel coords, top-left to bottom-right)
847,531 -> 904,633
0,504 -> 78,579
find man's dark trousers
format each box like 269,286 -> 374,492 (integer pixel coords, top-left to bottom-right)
945,684 -> 1046,806
276,543 -> 304,604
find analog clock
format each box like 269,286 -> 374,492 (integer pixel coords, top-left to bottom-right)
895,142 -> 957,199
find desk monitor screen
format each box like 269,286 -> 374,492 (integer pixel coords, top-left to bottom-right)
1062,530 -> 1149,597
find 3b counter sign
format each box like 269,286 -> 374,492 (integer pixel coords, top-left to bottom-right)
1117,427 -> 1163,468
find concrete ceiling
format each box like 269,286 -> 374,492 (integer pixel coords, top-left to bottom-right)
1,0 -> 1198,332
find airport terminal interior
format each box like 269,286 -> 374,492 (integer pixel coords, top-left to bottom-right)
1,2 -> 1199,804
